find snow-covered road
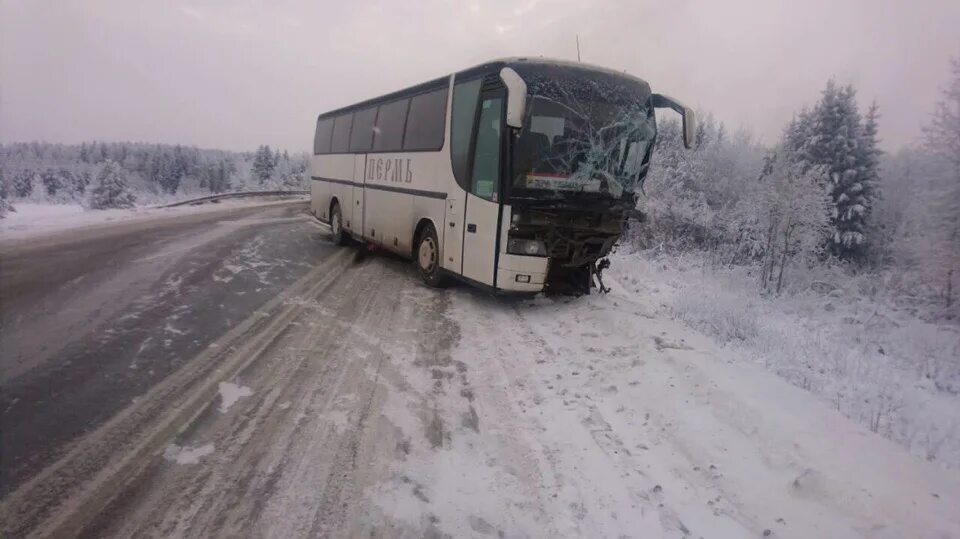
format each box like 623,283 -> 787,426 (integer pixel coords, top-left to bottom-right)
1,208 -> 958,538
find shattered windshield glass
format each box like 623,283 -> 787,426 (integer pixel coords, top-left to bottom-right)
511,68 -> 656,199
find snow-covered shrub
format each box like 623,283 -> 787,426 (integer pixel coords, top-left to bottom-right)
89,160 -> 137,209
621,250 -> 960,469
753,151 -> 832,294
670,269 -> 763,343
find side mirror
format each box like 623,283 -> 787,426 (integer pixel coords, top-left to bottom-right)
500,67 -> 527,129
652,93 -> 696,149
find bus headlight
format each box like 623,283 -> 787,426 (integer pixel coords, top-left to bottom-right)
507,238 -> 547,256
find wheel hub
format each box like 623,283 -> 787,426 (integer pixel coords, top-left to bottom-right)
418,237 -> 436,271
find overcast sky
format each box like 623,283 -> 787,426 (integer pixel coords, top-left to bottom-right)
2,0 -> 958,153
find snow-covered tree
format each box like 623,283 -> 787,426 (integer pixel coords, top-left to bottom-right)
0,141 -> 306,203
199,159 -> 234,193
252,145 -> 276,185
71,169 -> 91,196
267,152 -> 308,190
859,102 -> 884,263
0,168 -> 14,218
920,57 -> 960,307
40,168 -> 65,197
870,148 -> 916,266
786,81 -> 878,260
860,102 -> 883,210
89,159 -> 137,209
148,149 -> 186,195
755,150 -> 832,293
11,170 -> 35,198
640,117 -> 764,260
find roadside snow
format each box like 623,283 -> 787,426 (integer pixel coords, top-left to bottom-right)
610,250 -> 960,470
371,269 -> 960,538
0,197 -> 306,246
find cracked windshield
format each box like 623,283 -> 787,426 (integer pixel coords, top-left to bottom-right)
513,70 -> 656,198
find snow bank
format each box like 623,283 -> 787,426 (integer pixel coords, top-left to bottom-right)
609,249 -> 960,470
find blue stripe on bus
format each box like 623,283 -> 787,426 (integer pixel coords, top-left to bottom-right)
310,176 -> 447,200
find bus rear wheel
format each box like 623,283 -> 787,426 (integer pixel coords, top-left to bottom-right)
416,223 -> 445,287
330,202 -> 349,246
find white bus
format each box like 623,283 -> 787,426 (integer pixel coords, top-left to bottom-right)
310,58 -> 694,294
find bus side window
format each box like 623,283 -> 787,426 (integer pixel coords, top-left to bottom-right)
331,113 -> 353,154
314,118 -> 334,155
470,97 -> 503,200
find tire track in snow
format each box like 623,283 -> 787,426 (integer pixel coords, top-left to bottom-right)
0,246 -> 356,538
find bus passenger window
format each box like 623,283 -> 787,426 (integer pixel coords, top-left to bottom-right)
470,97 -> 502,200
331,113 -> 353,154
314,118 -> 334,155
373,99 -> 409,152
403,87 -> 448,151
349,107 -> 378,152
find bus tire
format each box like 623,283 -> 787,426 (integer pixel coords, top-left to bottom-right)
330,202 -> 349,246
416,223 -> 445,287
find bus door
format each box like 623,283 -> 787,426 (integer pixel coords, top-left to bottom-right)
461,88 -> 505,287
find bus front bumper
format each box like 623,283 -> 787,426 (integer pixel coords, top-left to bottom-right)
497,253 -> 548,293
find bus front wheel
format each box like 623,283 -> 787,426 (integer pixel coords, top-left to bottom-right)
330,202 -> 349,246
416,224 -> 445,287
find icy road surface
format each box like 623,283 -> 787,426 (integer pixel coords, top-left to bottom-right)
1,201 -> 959,538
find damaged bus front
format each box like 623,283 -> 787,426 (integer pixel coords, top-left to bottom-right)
500,61 -> 696,294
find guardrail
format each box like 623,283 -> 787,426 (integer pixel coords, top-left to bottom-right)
159,190 -> 309,208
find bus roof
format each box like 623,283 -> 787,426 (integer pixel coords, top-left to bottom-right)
316,57 -> 651,121
467,57 -> 650,87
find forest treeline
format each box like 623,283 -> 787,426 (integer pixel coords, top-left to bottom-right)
0,142 -> 307,211
638,57 -> 959,312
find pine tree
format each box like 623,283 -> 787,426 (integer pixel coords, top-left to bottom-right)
67,168 -> 89,196
859,102 -> 884,262
89,159 -> 137,209
921,57 -> 960,307
252,145 -> 275,184
151,151 -> 181,194
786,81 -> 877,259
211,160 -> 233,193
12,170 -> 35,197
41,168 -> 64,196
